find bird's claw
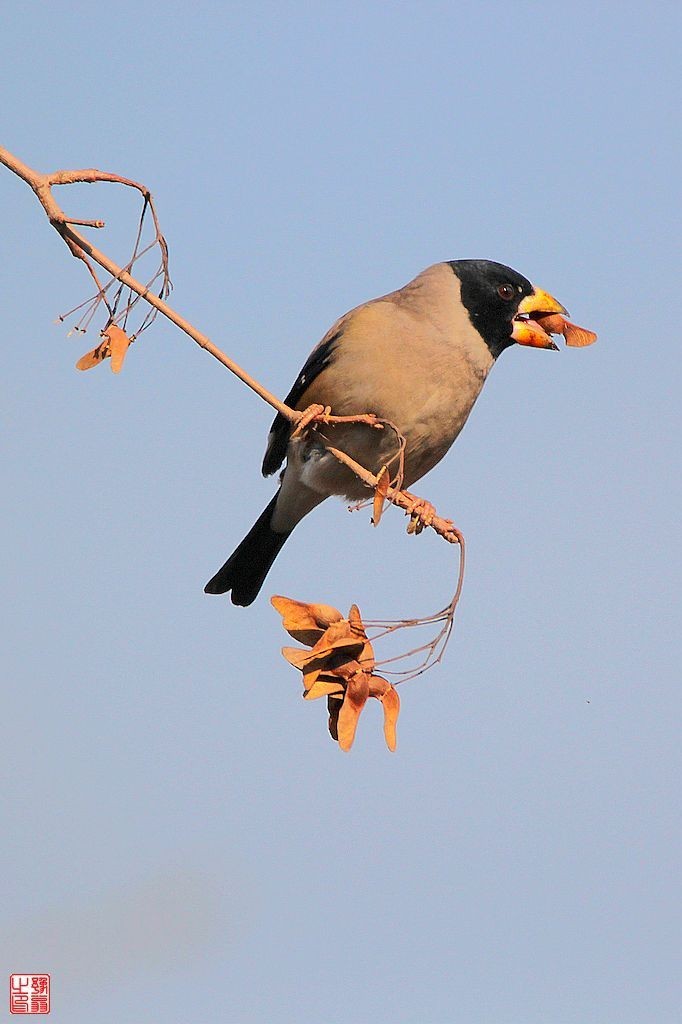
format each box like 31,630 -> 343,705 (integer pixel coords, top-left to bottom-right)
403,494 -> 438,536
292,404 -> 332,438
293,405 -> 385,439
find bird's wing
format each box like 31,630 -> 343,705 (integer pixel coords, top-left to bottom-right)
261,317 -> 347,476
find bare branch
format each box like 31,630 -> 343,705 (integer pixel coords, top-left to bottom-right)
0,144 -> 460,545
1,145 -> 468,693
0,145 -> 296,421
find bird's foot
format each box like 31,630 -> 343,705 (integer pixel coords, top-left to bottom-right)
328,411 -> 384,429
292,403 -> 331,438
293,405 -> 385,438
402,492 -> 444,536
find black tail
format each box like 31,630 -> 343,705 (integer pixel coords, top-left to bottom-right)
204,493 -> 291,606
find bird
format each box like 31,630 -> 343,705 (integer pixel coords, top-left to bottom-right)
204,259 -> 567,605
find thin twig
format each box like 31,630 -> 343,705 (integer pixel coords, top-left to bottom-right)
1,145 -> 468,680
0,145 -> 460,544
0,146 -> 297,421
325,445 -> 461,545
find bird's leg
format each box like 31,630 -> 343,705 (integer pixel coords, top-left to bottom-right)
401,491 -> 448,536
293,404 -> 385,439
323,411 -> 384,429
291,403 -> 330,438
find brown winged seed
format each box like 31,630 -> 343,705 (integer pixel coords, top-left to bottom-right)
272,596 -> 400,751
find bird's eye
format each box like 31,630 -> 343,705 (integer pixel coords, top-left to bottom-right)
498,283 -> 515,301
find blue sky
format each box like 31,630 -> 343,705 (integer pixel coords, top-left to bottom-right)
2,2 -> 680,1022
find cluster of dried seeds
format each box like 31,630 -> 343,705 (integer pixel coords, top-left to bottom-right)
272,596 -> 400,751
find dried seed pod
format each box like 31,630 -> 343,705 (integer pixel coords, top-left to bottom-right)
303,673 -> 345,700
369,676 -> 400,752
563,321 -> 598,347
75,340 -> 109,370
336,671 -> 371,751
533,313 -> 567,336
106,325 -> 131,373
271,595 -> 344,645
533,313 -> 597,348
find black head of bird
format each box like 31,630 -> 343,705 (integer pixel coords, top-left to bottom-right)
448,259 -> 568,358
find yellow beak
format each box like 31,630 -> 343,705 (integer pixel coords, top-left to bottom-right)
512,287 -> 569,350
